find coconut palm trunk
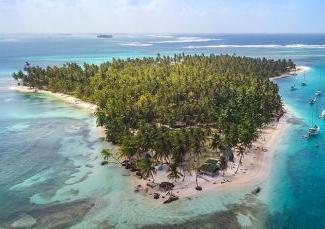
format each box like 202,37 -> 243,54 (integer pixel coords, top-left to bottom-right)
195,158 -> 200,188
195,172 -> 199,187
150,171 -> 155,183
234,154 -> 243,174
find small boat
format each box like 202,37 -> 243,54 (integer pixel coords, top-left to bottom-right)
301,72 -> 307,86
309,97 -> 317,104
308,98 -> 320,136
290,75 -> 297,91
308,125 -> 320,136
315,73 -> 322,96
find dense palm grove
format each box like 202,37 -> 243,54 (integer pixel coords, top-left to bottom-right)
13,54 -> 295,181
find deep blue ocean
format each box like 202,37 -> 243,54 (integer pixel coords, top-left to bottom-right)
1,34 -> 325,228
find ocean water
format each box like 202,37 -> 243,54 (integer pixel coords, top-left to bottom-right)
1,34 -> 325,228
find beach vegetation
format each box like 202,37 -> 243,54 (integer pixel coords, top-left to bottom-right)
13,54 -> 295,183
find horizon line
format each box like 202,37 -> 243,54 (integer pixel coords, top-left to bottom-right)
1,32 -> 325,35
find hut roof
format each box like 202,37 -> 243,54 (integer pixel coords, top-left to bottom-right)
199,163 -> 219,174
205,158 -> 219,165
198,158 -> 221,176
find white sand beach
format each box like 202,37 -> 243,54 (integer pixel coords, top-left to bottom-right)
271,65 -> 310,80
11,84 -> 290,203
130,108 -> 290,203
10,85 -> 106,138
10,85 -> 97,111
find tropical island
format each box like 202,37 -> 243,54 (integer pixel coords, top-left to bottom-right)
12,54 -> 296,203
97,34 -> 113,38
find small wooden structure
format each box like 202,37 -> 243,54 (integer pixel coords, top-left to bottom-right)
198,158 -> 221,177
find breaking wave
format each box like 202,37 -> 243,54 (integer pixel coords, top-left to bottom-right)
120,42 -> 153,47
185,44 -> 325,49
146,34 -> 174,38
154,37 -> 222,44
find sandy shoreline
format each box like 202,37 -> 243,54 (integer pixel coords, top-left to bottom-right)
10,84 -> 291,203
130,108 -> 291,203
9,85 -> 106,138
271,65 -> 310,80
10,85 -> 97,111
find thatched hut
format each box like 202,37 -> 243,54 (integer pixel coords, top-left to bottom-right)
198,158 -> 220,177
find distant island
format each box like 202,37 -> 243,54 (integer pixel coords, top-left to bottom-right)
97,34 -> 113,38
12,54 -> 296,203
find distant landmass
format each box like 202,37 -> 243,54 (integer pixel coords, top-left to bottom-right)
97,34 -> 113,38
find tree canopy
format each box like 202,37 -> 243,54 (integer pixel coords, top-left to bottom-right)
13,54 -> 295,180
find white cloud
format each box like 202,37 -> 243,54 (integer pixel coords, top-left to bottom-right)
0,0 -> 324,33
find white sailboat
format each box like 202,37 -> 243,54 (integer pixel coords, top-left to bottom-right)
309,97 -> 317,105
301,72 -> 306,86
308,96 -> 320,136
315,73 -> 322,96
309,125 -> 320,136
290,75 -> 297,91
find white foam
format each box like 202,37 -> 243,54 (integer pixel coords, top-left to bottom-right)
285,44 -> 325,48
185,44 -> 325,49
4,98 -> 12,102
154,37 -> 222,44
146,34 -> 174,38
11,213 -> 36,228
10,169 -> 54,190
120,42 -> 152,47
0,38 -> 19,42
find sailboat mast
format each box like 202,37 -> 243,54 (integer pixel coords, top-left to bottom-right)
318,72 -> 322,90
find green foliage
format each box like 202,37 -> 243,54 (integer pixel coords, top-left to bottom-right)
136,158 -> 156,181
167,163 -> 183,182
101,148 -> 113,161
13,54 -> 294,178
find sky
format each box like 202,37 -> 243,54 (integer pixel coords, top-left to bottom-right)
0,0 -> 324,34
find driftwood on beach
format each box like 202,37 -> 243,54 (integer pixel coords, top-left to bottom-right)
159,182 -> 174,192
163,195 -> 179,204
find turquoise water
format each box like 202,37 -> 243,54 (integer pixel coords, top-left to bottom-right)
262,66 -> 325,228
1,34 -> 325,228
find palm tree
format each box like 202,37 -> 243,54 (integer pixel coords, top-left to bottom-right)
219,156 -> 228,176
210,132 -> 222,153
167,163 -> 182,183
137,158 -> 156,183
234,145 -> 245,174
194,158 -> 200,188
190,128 -> 205,189
101,148 -> 120,164
11,54 -> 291,183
